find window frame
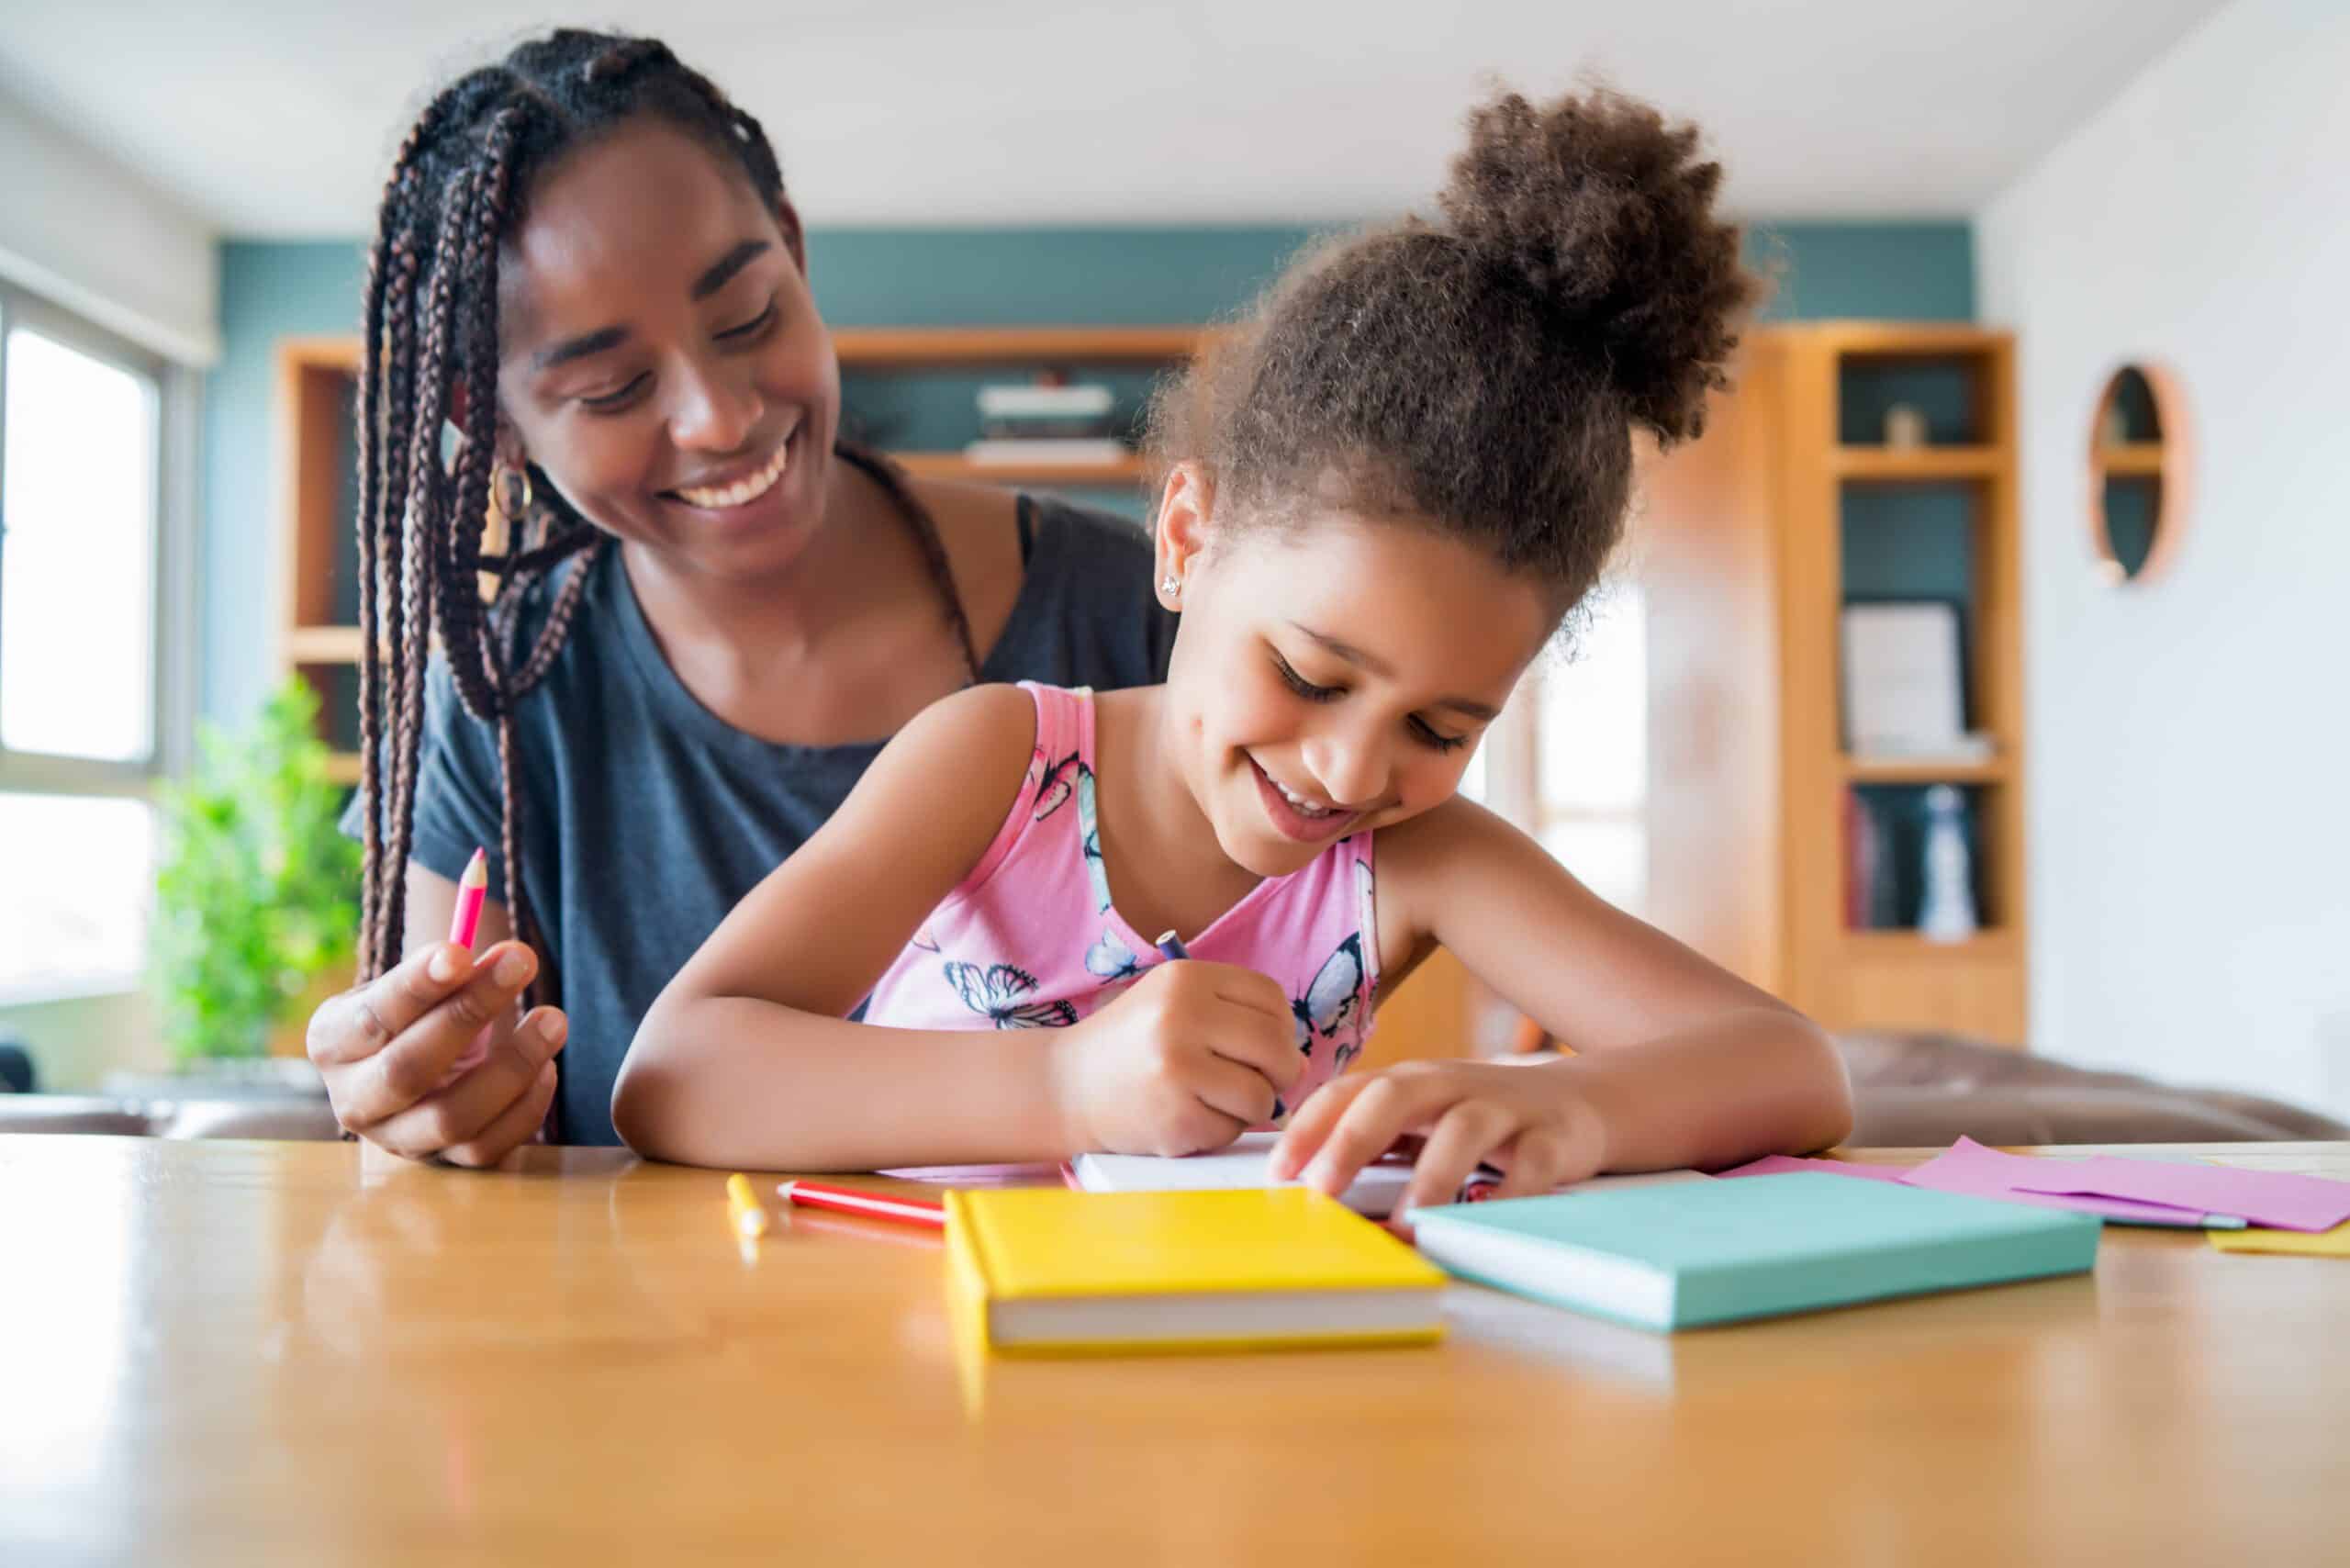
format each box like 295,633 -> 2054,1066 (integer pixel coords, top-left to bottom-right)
0,278 -> 199,1002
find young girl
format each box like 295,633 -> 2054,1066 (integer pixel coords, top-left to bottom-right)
616,87 -> 1854,1211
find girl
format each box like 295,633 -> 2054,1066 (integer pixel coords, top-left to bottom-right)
616,88 -> 1854,1210
305,29 -> 1174,1161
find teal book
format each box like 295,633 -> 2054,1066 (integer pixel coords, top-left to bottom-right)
1408,1172 -> 2100,1331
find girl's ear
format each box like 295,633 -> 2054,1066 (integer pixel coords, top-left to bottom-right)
1153,462 -> 1214,611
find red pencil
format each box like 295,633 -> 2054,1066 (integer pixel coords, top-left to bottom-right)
777,1179 -> 946,1230
448,847 -> 487,951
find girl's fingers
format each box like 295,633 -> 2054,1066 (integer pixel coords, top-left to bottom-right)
1267,1072 -> 1373,1179
1488,1124 -> 1572,1200
1399,1102 -> 1515,1215
1295,1073 -> 1440,1198
1189,1052 -> 1283,1129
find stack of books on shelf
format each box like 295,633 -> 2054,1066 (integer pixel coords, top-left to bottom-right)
965,379 -> 1128,466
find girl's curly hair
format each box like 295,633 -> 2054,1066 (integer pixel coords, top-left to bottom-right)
1147,85 -> 1761,618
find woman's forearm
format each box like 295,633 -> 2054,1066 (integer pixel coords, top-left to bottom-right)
614,999 -> 1075,1170
1561,1006 -> 1855,1173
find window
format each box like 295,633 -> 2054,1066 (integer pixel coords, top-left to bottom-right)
1473,584 -> 1651,915
0,286 -> 178,1002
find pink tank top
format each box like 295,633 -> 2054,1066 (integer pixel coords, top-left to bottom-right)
862,683 -> 1379,1121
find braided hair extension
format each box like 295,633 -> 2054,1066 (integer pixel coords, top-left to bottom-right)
353,29 -> 978,1004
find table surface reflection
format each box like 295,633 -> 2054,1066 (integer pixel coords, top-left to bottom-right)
4,1136 -> 2344,1565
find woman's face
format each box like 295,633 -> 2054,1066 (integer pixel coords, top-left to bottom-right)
494,118 -> 838,583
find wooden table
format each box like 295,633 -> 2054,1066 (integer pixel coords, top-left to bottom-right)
4,1137 -> 2344,1565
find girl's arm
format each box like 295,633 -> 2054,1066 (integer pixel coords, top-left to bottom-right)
614,686 -> 1302,1170
1273,799 -> 1853,1212
614,684 -> 1057,1167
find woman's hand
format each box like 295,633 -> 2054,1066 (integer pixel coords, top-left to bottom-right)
1270,1058 -> 1607,1215
1049,959 -> 1303,1157
305,940 -> 568,1167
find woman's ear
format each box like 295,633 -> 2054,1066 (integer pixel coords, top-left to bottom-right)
1154,462 -> 1214,611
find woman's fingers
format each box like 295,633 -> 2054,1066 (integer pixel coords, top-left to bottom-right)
307,945 -> 476,1067
367,1004 -> 567,1159
441,1058 -> 562,1170
334,943 -> 542,1131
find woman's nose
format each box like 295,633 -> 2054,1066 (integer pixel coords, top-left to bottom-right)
667,361 -> 761,453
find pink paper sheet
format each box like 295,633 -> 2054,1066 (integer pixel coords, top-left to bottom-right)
2009,1155 -> 2350,1233
1714,1154 -> 1915,1182
1900,1138 -> 2210,1226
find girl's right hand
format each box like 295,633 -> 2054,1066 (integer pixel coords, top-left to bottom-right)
1049,958 -> 1301,1156
304,941 -> 569,1167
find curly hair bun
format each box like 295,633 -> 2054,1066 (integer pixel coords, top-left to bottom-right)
1438,87 -> 1756,444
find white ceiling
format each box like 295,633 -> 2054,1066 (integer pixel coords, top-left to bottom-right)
0,0 -> 2225,236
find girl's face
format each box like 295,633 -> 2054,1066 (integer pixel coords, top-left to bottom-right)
493,118 -> 838,582
1158,474 -> 1559,879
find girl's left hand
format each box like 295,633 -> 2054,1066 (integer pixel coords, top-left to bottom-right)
1270,1059 -> 1608,1216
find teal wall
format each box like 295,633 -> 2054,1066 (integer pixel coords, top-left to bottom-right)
202,220 -> 1973,725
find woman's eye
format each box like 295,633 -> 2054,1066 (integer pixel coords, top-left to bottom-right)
579,374 -> 650,413
1411,715 -> 1471,755
717,298 -> 778,342
1273,655 -> 1341,703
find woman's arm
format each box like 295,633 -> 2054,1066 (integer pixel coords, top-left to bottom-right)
1274,799 -> 1852,1210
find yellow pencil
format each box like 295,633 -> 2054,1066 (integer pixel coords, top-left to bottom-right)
726,1172 -> 771,1241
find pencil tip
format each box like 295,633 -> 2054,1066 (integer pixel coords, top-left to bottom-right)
460,847 -> 487,889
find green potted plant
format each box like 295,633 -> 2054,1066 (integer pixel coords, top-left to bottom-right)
150,678 -> 362,1076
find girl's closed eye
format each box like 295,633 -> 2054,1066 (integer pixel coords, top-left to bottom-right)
1271,651 -> 1342,703
1410,716 -> 1470,754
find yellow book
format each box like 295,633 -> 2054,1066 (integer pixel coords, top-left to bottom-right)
945,1186 -> 1446,1356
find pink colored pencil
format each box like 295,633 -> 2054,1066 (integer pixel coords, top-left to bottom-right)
776,1179 -> 947,1230
448,847 -> 487,951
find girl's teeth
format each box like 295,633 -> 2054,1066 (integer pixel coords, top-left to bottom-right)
1277,779 -> 1332,816
677,442 -> 789,509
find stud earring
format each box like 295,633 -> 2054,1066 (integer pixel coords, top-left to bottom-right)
1160,575 -> 1181,598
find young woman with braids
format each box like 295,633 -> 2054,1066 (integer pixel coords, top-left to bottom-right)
305,28 -> 1173,1161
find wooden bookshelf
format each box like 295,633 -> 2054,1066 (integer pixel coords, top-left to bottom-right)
1830,445 -> 2002,481
830,326 -> 1203,368
891,453 -> 1151,486
1640,323 -> 2030,1044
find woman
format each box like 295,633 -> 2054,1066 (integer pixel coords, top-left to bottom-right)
304,28 -> 1172,1161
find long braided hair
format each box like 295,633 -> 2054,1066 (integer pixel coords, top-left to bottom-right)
353,28 -> 979,996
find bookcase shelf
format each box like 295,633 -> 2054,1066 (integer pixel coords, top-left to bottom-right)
891,452 -> 1149,485
1639,322 -> 2029,1046
1841,755 -> 2008,785
1831,445 -> 2001,481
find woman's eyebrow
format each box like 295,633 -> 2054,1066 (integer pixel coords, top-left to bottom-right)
691,239 -> 770,301
531,241 -> 775,371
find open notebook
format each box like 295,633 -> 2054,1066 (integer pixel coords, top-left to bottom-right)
1070,1132 -> 1707,1218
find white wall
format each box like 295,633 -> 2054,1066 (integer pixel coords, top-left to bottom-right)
0,83 -> 218,364
1978,0 -> 2350,1117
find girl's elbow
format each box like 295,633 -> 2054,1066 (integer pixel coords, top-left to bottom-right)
1794,1017 -> 1856,1150
611,1013 -> 689,1161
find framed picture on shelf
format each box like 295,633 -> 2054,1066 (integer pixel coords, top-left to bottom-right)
1838,599 -> 1972,758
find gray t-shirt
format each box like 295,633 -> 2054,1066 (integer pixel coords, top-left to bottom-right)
357,494 -> 1174,1144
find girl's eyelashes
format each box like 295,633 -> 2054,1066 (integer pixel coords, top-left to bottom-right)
1410,716 -> 1471,754
1271,653 -> 1342,703
1273,649 -> 1473,754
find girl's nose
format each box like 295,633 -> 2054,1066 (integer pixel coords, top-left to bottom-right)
667,361 -> 761,453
